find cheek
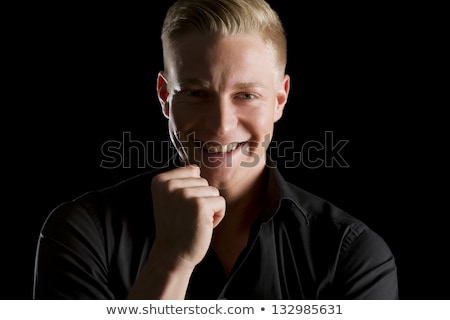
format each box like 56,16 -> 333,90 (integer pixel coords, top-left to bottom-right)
171,106 -> 197,132
244,109 -> 276,138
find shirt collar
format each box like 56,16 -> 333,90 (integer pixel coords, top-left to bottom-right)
259,156 -> 310,225
169,153 -> 310,225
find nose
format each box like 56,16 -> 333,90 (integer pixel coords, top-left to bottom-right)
204,97 -> 237,136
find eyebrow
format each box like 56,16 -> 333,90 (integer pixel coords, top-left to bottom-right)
179,78 -> 211,88
235,82 -> 265,90
179,78 -> 265,90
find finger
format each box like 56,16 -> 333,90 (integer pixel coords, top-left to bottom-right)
165,177 -> 210,192
210,196 -> 226,228
153,165 -> 201,183
178,185 -> 221,198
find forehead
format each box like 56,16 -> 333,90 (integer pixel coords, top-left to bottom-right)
166,34 -> 277,80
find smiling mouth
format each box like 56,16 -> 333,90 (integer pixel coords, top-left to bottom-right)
201,141 -> 246,154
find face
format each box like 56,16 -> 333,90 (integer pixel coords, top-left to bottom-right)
157,33 -> 290,191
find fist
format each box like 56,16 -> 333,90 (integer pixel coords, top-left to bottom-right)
150,165 -> 226,269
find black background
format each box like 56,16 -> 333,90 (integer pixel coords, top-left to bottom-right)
3,1 -> 447,299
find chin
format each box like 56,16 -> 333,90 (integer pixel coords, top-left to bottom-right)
199,165 -> 236,190
201,159 -> 265,192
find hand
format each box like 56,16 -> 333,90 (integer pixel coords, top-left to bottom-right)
150,165 -> 226,271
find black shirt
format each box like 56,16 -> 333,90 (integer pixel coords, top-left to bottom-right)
33,161 -> 398,299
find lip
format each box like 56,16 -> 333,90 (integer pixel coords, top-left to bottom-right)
201,141 -> 246,154
196,141 -> 247,166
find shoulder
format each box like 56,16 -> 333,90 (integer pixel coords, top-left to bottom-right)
284,181 -> 366,231
284,181 -> 394,260
81,164 -> 175,210
265,165 -> 371,241
281,181 -> 394,253
41,166 -> 171,236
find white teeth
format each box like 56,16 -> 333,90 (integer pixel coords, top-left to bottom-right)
207,145 -> 223,153
227,142 -> 239,152
206,142 -> 240,153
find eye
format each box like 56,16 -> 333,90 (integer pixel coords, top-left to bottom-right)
175,89 -> 207,98
237,92 -> 256,99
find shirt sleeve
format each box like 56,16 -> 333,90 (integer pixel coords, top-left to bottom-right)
33,200 -> 114,299
334,226 -> 399,299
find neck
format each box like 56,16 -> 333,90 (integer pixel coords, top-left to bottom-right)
219,164 -> 268,229
211,163 -> 269,276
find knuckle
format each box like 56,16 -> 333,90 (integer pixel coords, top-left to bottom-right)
151,175 -> 166,193
151,174 -> 163,186
209,186 -> 220,196
177,187 -> 193,199
165,179 -> 180,192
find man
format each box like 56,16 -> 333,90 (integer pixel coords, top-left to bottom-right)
33,0 -> 398,299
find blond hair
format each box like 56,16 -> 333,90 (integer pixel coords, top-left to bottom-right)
161,0 -> 287,80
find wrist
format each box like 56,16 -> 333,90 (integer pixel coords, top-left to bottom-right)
127,245 -> 195,300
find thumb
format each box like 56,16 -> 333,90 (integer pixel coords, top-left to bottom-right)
212,197 -> 226,228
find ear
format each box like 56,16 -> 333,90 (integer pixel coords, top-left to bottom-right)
156,71 -> 170,119
274,74 -> 290,122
